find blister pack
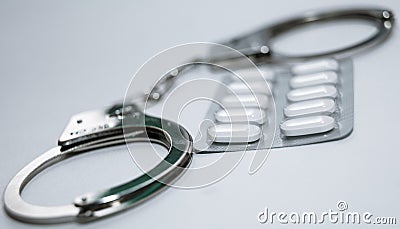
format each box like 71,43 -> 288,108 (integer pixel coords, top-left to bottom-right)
195,58 -> 354,152
142,57 -> 354,153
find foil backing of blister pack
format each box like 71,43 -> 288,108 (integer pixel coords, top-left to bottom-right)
194,58 -> 354,153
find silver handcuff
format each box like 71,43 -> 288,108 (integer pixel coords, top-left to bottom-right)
4,8 -> 394,224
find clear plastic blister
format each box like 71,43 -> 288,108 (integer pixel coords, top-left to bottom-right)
194,58 -> 354,152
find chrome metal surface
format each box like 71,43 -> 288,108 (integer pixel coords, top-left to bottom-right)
220,8 -> 394,63
149,8 -> 394,100
4,105 -> 193,224
2,7 -> 395,224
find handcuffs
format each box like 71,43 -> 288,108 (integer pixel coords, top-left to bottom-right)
4,104 -> 192,223
4,8 -> 394,224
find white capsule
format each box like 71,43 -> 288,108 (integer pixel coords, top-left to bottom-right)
208,124 -> 262,143
215,108 -> 267,124
290,71 -> 338,88
284,99 -> 335,117
222,94 -> 270,109
287,85 -> 337,102
280,116 -> 335,136
291,59 -> 339,75
233,67 -> 276,82
228,82 -> 272,95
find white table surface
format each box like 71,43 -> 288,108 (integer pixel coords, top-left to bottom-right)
0,0 -> 399,228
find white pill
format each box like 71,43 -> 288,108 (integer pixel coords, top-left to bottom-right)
208,124 -> 262,143
233,67 -> 276,82
215,108 -> 267,124
228,82 -> 272,95
222,94 -> 270,109
280,116 -> 335,136
290,71 -> 338,88
287,85 -> 337,102
291,59 -> 339,75
284,99 -> 335,117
